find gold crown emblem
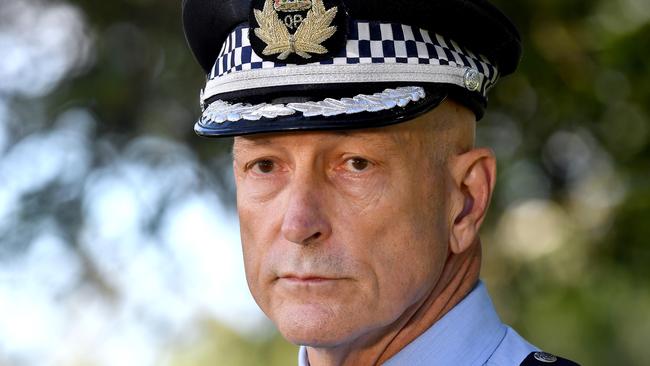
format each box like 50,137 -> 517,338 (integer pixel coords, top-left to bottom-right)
273,0 -> 312,12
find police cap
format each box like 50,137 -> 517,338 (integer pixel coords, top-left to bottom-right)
182,0 -> 522,137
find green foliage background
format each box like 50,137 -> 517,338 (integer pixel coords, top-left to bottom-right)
1,0 -> 648,365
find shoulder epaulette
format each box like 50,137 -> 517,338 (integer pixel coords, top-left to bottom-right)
519,352 -> 580,366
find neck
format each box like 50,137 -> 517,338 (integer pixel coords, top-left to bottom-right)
305,242 -> 482,366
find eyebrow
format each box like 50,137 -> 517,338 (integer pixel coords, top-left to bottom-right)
231,136 -> 276,160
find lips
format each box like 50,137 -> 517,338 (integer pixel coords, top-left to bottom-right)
280,274 -> 337,283
275,273 -> 348,294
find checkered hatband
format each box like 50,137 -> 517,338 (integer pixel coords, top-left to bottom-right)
201,20 -> 500,107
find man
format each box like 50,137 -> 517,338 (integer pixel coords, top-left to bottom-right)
182,0 -> 580,364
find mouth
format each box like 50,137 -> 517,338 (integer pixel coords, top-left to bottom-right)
279,274 -> 338,283
278,273 -> 342,284
275,273 -> 350,295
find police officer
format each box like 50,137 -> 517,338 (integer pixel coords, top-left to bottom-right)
182,0 -> 581,364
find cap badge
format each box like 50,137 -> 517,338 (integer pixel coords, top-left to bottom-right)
250,0 -> 348,64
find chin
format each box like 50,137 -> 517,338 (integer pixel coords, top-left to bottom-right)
272,301 -> 362,347
280,326 -> 357,348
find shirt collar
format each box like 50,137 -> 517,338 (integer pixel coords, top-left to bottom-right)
298,281 -> 506,366
299,346 -> 309,366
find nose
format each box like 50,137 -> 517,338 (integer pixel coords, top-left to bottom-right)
280,180 -> 332,246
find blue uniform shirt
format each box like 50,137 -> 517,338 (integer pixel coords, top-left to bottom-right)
298,281 -> 538,366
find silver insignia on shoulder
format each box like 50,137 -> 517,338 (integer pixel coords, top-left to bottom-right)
534,352 -> 558,363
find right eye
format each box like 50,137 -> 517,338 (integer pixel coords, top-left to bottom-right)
249,159 -> 276,174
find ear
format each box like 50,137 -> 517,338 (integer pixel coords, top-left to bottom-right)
448,148 -> 496,254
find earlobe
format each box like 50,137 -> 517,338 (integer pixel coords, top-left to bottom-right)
449,148 -> 496,254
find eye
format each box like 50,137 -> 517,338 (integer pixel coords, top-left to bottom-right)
344,157 -> 371,172
249,159 -> 276,174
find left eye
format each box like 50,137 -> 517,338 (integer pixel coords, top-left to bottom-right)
344,157 -> 371,172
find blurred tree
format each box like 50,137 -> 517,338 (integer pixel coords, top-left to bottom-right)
0,0 -> 648,365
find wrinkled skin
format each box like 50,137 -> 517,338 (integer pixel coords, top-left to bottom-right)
233,100 -> 496,365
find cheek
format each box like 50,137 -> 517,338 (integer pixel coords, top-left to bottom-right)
238,208 -> 262,298
343,182 -> 448,316
237,192 -> 282,309
237,180 -> 283,251
362,218 -> 446,310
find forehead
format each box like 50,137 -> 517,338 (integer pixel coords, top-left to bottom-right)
230,100 -> 475,160
232,125 -> 419,154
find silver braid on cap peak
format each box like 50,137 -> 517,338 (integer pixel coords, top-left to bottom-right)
200,86 -> 426,125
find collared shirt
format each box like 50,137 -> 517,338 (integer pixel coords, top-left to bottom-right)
298,281 -> 538,365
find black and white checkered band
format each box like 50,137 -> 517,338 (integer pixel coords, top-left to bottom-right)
201,20 -> 499,106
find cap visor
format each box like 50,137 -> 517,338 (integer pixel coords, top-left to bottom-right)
195,86 -> 447,138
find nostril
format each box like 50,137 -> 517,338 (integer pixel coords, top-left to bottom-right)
302,232 -> 322,245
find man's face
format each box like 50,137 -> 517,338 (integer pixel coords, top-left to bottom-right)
233,110 -> 456,347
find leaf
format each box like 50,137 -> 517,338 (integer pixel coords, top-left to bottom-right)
253,0 -> 291,57
294,0 -> 338,56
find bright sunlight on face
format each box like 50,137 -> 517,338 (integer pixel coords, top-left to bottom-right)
232,113 -> 456,348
